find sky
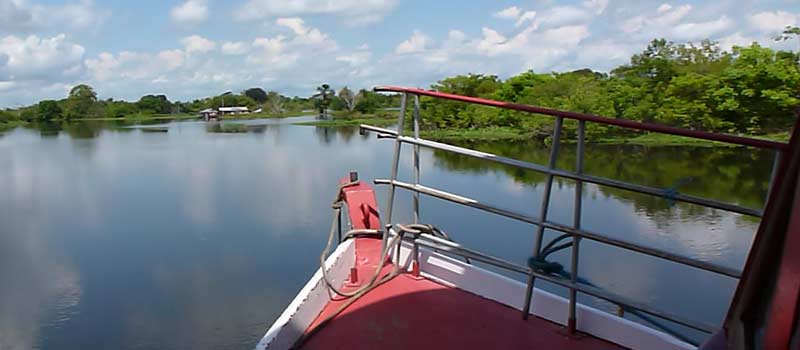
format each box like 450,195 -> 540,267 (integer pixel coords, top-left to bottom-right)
0,0 -> 799,107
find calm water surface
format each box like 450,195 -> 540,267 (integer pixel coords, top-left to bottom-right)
0,118 -> 772,349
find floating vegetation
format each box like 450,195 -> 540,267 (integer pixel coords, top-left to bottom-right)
141,127 -> 169,133
207,123 -> 249,133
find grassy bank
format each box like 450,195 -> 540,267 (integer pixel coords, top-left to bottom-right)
81,113 -> 197,122
0,120 -> 25,132
591,131 -> 790,146
295,114 -> 792,146
76,110 -> 309,122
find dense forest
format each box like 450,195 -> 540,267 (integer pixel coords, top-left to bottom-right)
419,39 -> 799,140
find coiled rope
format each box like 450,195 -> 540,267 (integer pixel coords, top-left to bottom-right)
292,181 -> 403,349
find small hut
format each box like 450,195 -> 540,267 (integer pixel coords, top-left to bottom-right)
218,107 -> 250,115
199,108 -> 218,121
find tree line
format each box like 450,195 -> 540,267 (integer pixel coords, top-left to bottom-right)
0,83 -> 399,124
420,39 -> 799,139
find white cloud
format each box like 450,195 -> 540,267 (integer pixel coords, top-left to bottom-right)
444,30 -> 467,48
171,0 -> 209,24
620,4 -> 731,41
582,0 -> 608,15
181,35 -> 216,54
157,50 -> 186,69
516,11 -> 537,28
0,81 -> 15,91
574,39 -> 636,70
494,6 -> 521,19
336,51 -> 372,66
84,52 -> 119,81
235,0 -> 397,26
221,41 -> 248,55
534,6 -> 593,29
748,11 -> 800,33
718,32 -> 758,51
623,4 -> 692,34
275,17 -> 335,46
85,49 -> 186,82
0,34 -> 85,81
245,18 -> 338,74
476,28 -> 508,56
395,30 -> 432,54
494,6 -> 537,28
0,0 -> 36,33
672,16 -> 734,40
0,0 -> 108,33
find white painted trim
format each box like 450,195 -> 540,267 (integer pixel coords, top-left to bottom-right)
255,239 -> 355,350
394,241 -> 696,350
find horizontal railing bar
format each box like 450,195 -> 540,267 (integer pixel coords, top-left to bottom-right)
411,235 -> 717,334
416,232 -> 528,274
361,124 -> 761,218
372,86 -> 788,151
377,178 -> 742,279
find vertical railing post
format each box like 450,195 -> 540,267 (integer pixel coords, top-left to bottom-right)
411,94 -> 422,277
386,93 -> 408,268
413,94 -> 421,224
522,116 -> 564,319
568,120 -> 585,334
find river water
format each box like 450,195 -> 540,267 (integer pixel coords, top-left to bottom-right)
0,117 -> 773,349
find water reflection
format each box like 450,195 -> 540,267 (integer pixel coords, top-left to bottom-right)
0,151 -> 82,350
0,120 -> 766,348
435,140 -> 770,214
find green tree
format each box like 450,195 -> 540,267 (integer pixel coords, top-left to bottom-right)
313,84 -> 335,118
208,93 -> 256,109
64,84 -> 97,119
714,44 -> 800,132
36,100 -> 62,121
423,74 -> 502,129
105,101 -> 138,118
354,90 -> 379,113
244,88 -> 268,103
136,95 -> 172,114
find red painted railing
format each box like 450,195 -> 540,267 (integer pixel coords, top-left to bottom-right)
374,86 -> 790,151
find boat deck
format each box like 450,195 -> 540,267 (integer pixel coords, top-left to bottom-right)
300,254 -> 626,349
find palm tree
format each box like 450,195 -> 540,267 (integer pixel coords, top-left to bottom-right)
313,84 -> 334,119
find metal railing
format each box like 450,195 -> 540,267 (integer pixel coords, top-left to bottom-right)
359,86 -> 789,344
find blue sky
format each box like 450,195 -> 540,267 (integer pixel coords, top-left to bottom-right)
0,0 -> 798,107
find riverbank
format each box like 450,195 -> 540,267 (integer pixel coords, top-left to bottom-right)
82,110 -> 306,121
0,110 -> 311,133
0,120 -> 25,132
295,117 -> 791,146
3,113 -> 789,146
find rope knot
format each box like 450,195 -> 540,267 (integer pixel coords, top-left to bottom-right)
527,256 -> 564,274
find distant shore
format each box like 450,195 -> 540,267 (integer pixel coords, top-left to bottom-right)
2,111 -> 790,147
